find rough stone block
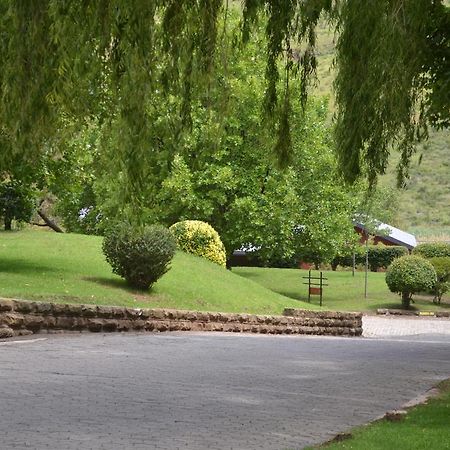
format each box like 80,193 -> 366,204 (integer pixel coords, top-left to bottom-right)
65,304 -> 83,316
0,299 -> 15,312
156,322 -> 169,332
102,320 -> 118,332
139,309 -> 151,319
208,312 -> 219,322
16,329 -> 33,336
43,316 -> 56,329
81,305 -> 97,317
131,319 -> 145,330
217,313 -> 229,323
116,320 -> 131,332
96,306 -> 114,318
87,319 -> 103,332
56,316 -> 76,330
145,321 -> 157,331
52,304 -> 66,316
126,308 -> 142,319
35,302 -> 52,315
149,309 -> 166,320
238,314 -> 249,323
23,315 -> 45,331
12,300 -> 32,313
0,325 -> 14,338
197,312 -> 210,322
212,323 -> 223,332
1,313 -> 24,328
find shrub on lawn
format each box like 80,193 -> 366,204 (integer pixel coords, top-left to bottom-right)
169,220 -> 226,267
413,242 -> 450,259
102,223 -> 176,289
385,255 -> 437,308
429,257 -> 450,304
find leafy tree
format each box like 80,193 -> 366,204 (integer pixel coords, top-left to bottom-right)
1,1 -> 448,196
0,181 -> 35,230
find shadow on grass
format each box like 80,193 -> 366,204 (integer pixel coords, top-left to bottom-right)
83,276 -> 145,293
0,258 -> 59,274
82,275 -> 166,300
269,288 -> 310,303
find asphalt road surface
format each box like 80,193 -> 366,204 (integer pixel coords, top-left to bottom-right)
1,332 -> 449,450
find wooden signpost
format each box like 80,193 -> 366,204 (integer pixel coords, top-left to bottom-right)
302,270 -> 328,306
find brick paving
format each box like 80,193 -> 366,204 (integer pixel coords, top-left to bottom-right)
1,332 -> 449,450
363,315 -> 450,337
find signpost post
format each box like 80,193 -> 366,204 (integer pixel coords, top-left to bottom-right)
302,270 -> 328,306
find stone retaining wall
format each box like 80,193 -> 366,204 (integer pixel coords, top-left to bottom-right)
0,298 -> 362,339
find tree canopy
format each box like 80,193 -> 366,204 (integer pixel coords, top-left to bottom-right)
1,0 -> 449,192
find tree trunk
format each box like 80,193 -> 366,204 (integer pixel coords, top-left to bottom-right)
401,292 -> 411,308
37,209 -> 64,233
4,216 -> 12,231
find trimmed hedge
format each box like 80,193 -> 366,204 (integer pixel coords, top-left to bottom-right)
169,220 -> 226,267
367,245 -> 408,271
332,245 -> 408,271
413,242 -> 450,259
102,223 -> 176,289
385,255 -> 437,308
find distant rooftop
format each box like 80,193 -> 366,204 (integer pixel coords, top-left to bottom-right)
353,220 -> 417,250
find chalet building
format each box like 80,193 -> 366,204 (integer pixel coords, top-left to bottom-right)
353,220 -> 417,251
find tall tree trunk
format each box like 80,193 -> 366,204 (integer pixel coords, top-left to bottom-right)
4,216 -> 12,231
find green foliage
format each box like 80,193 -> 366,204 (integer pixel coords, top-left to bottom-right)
2,1 -> 447,195
367,246 -> 408,272
0,181 -> 35,230
429,257 -> 450,303
169,220 -> 226,267
102,223 -> 176,290
385,255 -> 437,308
413,242 -> 450,259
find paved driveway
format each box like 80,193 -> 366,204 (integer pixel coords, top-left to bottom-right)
363,315 -> 450,337
1,332 -> 449,450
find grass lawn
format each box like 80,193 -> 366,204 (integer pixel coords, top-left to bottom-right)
305,379 -> 450,450
233,266 -> 450,313
0,229 -> 317,315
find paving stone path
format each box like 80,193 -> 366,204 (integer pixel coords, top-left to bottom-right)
363,315 -> 450,337
1,332 -> 449,450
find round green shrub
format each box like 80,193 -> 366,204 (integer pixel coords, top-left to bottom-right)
169,220 -> 226,267
102,223 -> 176,289
385,255 -> 437,308
413,242 -> 450,259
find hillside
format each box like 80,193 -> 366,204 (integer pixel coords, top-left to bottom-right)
312,22 -> 450,241
0,229 -> 316,315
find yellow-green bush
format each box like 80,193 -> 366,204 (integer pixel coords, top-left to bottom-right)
169,220 -> 226,267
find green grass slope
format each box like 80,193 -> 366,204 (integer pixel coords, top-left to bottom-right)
0,230 -> 316,315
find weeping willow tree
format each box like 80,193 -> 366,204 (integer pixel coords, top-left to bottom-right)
1,0 -> 449,210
